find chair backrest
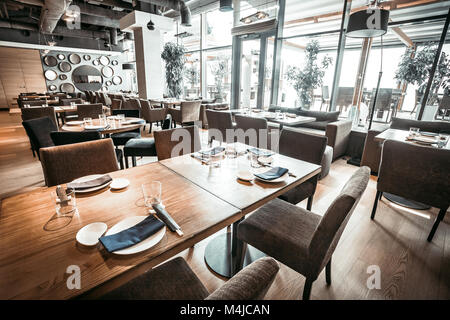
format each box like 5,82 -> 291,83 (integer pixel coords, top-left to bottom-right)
21,107 -> 57,127
180,100 -> 202,123
235,114 -> 268,148
149,100 -> 163,108
77,103 -> 103,119
60,98 -> 82,106
308,166 -> 370,278
50,131 -> 101,146
206,110 -> 234,143
439,94 -> 450,110
22,117 -> 57,152
39,138 -> 119,187
21,100 -> 48,107
112,109 -> 140,118
154,125 -> 201,161
124,98 -> 141,110
336,87 -> 354,107
111,99 -> 122,110
378,140 -> 450,209
390,117 -> 450,134
279,128 -> 327,166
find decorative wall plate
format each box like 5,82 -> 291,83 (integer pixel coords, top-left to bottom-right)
111,60 -> 118,66
112,75 -> 122,85
93,59 -> 100,66
43,55 -> 57,67
106,80 -> 112,86
44,69 -> 58,81
59,61 -> 72,72
99,56 -> 110,66
72,65 -> 103,91
48,84 -> 57,91
84,55 -> 91,61
59,74 -> 67,80
60,83 -> 75,93
57,54 -> 65,60
69,53 -> 81,64
101,66 -> 114,78
103,86 -> 109,91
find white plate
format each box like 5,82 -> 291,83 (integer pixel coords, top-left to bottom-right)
253,169 -> 289,183
122,119 -> 143,125
237,170 -> 254,182
110,178 -> 130,190
69,174 -> 112,193
105,216 -> 166,255
66,121 -> 84,126
76,222 -> 108,246
258,156 -> 274,165
413,136 -> 437,144
84,125 -> 106,130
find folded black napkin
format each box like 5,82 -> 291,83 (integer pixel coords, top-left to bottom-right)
199,146 -> 225,156
254,167 -> 289,181
67,174 -> 112,190
99,215 -> 165,253
247,148 -> 274,157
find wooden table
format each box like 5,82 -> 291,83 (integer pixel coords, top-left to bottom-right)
153,99 -> 182,108
61,117 -> 145,135
160,146 -> 321,277
0,163 -> 241,299
53,105 -> 110,114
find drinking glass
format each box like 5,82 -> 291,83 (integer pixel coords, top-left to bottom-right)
409,127 -> 419,137
99,114 -> 106,126
249,151 -> 261,168
437,134 -> 448,148
51,188 -> 77,216
117,113 -> 125,126
142,181 -> 162,211
275,110 -> 281,119
83,117 -> 92,126
225,143 -> 237,159
70,102 -> 76,108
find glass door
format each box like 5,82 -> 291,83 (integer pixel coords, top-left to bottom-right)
240,39 -> 261,109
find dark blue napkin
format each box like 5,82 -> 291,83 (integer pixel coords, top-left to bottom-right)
254,166 -> 288,181
199,146 -> 225,156
247,148 -> 274,157
99,215 -> 165,253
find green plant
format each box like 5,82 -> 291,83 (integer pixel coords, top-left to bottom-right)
210,56 -> 230,96
395,42 -> 450,105
285,40 -> 333,109
161,42 -> 186,98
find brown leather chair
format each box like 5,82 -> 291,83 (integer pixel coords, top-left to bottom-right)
111,99 -> 122,111
20,100 -> 48,108
21,107 -> 58,127
206,109 -> 235,144
100,257 -> 279,300
123,98 -> 141,110
60,98 -> 83,106
237,166 -> 370,300
22,116 -> 57,159
169,100 -> 202,126
99,92 -> 111,106
234,114 -> 270,148
140,99 -> 167,133
39,138 -> 119,187
278,128 -> 328,210
371,140 -> 450,242
76,103 -> 103,120
154,125 -> 201,161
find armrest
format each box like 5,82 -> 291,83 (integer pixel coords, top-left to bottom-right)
360,125 -> 389,174
206,257 -> 279,300
325,120 -> 352,160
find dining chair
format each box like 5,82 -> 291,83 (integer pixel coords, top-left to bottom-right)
278,128 -> 328,210
123,98 -> 141,110
100,257 -> 279,300
237,166 -> 370,300
39,138 -> 119,187
20,100 -> 48,107
371,140 -> 450,242
100,92 -> 112,106
76,103 -> 103,120
111,99 -> 122,111
140,99 -> 167,133
22,117 -> 57,160
169,100 -> 202,127
21,106 -> 58,128
154,125 -> 201,161
124,115 -> 173,167
50,131 -> 124,170
60,98 -> 83,106
206,109 -> 235,145
110,109 -> 141,148
234,114 -> 270,149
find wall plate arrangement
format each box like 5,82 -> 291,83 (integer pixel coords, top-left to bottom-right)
44,69 -> 58,81
101,66 -> 114,78
112,75 -> 122,85
59,74 -> 67,80
43,55 -> 58,67
93,59 -> 99,66
59,61 -> 72,72
57,54 -> 65,60
69,53 -> 81,65
48,84 -> 57,91
103,86 -> 109,91
111,60 -> 118,66
84,55 -> 91,61
106,80 -> 112,86
99,56 -> 110,66
60,83 -> 75,93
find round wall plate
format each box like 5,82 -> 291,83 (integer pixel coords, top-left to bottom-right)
57,54 -> 65,60
106,80 -> 112,86
111,60 -> 118,66
99,56 -> 110,66
48,84 -> 57,91
93,59 -> 100,66
101,66 -> 114,78
84,55 -> 91,61
43,55 -> 57,67
69,53 -> 81,64
59,74 -> 67,80
59,61 -> 72,72
103,86 -> 109,91
112,75 -> 122,85
60,83 -> 75,93
44,69 -> 58,81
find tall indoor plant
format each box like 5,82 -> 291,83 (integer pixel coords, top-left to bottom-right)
286,40 -> 333,109
161,42 -> 186,98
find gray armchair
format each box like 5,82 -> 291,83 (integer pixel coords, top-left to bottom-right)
169,100 -> 202,126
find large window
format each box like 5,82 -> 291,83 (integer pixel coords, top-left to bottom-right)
205,48 -> 232,102
206,10 -> 233,48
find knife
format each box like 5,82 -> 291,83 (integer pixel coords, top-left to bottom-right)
152,203 -> 183,236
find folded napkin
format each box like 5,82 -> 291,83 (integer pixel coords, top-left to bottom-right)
67,174 -> 112,190
199,146 -> 225,157
247,148 -> 274,157
99,215 -> 165,253
254,167 -> 288,181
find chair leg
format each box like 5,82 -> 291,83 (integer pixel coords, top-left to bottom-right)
427,208 -> 447,242
132,156 -> 137,167
307,195 -> 314,211
371,191 -> 382,220
125,156 -> 129,169
325,257 -> 332,285
149,122 -> 152,134
302,278 -> 313,300
119,157 -> 124,170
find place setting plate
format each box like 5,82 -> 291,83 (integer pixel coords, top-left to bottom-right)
76,222 -> 108,247
66,120 -> 84,126
84,124 -> 107,130
69,174 -> 112,193
110,178 -> 130,190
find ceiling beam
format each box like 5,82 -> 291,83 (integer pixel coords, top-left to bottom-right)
390,25 -> 414,47
73,0 -> 128,19
79,13 -> 120,28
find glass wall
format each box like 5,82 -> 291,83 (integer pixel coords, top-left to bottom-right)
183,52 -> 200,98
205,48 -> 232,102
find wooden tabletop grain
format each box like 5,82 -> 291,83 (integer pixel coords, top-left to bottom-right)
375,128 -> 450,150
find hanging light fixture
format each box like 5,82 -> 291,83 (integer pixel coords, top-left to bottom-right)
346,3 -> 389,38
219,0 -> 233,12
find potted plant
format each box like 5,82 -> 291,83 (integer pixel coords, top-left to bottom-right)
161,42 -> 186,98
395,42 -> 450,115
285,40 -> 333,109
210,56 -> 230,102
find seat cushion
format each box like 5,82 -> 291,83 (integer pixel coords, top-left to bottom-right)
111,132 -> 141,146
124,138 -> 157,157
238,198 -> 321,277
319,146 -> 333,180
278,178 -> 316,205
100,257 -> 209,300
298,121 -> 329,131
287,126 -> 325,136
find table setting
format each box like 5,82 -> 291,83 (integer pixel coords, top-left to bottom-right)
406,127 -> 449,148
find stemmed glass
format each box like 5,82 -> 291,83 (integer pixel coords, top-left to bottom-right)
142,181 -> 162,213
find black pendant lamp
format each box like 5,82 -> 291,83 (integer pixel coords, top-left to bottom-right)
346,8 -> 389,38
220,0 -> 233,12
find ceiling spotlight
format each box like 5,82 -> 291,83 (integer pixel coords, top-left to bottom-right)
240,11 -> 269,24
219,0 -> 233,12
147,20 -> 155,31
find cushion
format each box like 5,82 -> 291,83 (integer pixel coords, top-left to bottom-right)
124,138 -> 157,157
297,121 -> 330,131
111,132 -> 141,146
297,110 -> 340,122
288,127 -> 325,137
278,178 -> 316,205
319,146 -> 333,180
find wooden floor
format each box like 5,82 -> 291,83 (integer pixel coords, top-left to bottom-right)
0,110 -> 449,300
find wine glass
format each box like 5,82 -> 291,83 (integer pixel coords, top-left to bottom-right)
142,181 -> 162,212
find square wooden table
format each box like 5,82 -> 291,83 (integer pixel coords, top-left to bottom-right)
0,162 -> 241,299
160,145 -> 321,277
374,128 -> 450,150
